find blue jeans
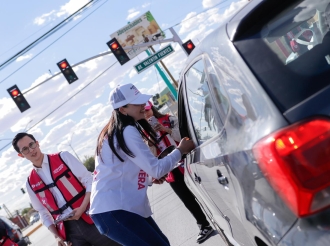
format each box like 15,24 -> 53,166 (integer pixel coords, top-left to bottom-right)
91,210 -> 170,246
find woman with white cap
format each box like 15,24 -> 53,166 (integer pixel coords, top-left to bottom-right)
89,83 -> 195,246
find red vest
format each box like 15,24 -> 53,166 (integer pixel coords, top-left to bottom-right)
28,153 -> 93,240
156,115 -> 179,156
0,237 -> 17,246
156,115 -> 183,182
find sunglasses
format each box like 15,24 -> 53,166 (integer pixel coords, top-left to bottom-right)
20,141 -> 37,155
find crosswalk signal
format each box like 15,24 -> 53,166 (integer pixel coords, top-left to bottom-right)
57,59 -> 78,84
107,38 -> 130,65
182,40 -> 195,55
7,85 -> 31,113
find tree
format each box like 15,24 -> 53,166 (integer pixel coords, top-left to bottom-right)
83,155 -> 95,172
21,207 -> 32,216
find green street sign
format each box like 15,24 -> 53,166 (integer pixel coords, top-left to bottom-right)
134,45 -> 175,74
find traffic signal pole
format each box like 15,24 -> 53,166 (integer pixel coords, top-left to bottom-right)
145,49 -> 177,100
149,46 -> 178,88
22,28 -> 187,96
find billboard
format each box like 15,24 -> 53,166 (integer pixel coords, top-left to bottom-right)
110,11 -> 165,59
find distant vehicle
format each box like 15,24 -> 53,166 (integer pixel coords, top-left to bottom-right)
29,213 -> 40,225
0,216 -> 31,246
178,0 -> 330,245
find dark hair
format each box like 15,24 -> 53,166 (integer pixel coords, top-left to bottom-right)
12,132 -> 36,153
151,105 -> 167,119
96,108 -> 158,162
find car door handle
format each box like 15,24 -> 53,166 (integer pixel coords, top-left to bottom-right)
194,173 -> 201,183
216,170 -> 228,185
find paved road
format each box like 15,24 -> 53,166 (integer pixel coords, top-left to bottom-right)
27,182 -> 226,246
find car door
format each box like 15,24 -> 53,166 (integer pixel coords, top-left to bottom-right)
182,56 -> 233,238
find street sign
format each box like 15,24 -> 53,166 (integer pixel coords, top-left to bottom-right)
134,45 -> 175,74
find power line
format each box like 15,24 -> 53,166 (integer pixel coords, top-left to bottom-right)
0,0 -> 108,85
0,60 -> 118,152
0,0 -> 101,71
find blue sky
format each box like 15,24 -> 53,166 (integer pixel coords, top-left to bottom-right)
0,0 -> 247,216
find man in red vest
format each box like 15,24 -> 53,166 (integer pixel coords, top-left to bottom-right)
12,132 -> 120,246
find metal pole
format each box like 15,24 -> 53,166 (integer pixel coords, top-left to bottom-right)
169,27 -> 189,57
149,46 -> 178,89
69,144 -> 82,162
145,49 -> 177,100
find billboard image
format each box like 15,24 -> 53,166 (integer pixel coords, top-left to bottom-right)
110,11 -> 165,59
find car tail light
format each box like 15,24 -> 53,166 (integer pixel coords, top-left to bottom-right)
252,118 -> 330,217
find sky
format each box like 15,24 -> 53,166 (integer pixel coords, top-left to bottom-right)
0,0 -> 248,216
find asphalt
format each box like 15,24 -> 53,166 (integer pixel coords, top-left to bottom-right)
23,182 -> 227,245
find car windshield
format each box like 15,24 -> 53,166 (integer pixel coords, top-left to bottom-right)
235,0 -> 330,112
263,0 -> 330,65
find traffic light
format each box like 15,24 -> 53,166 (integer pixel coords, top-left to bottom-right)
21,188 -> 26,194
57,59 -> 78,84
182,40 -> 195,55
107,38 -> 130,65
7,85 -> 30,113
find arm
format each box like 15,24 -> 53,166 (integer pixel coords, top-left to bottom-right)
68,192 -> 91,220
123,126 -> 182,179
48,225 -> 69,246
26,181 -> 54,228
60,152 -> 92,220
153,116 -> 181,142
26,181 -> 68,245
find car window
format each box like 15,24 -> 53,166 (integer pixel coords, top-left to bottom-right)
184,59 -> 223,143
204,57 -> 230,121
234,0 -> 330,112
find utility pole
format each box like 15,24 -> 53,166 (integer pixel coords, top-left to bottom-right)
3,204 -> 13,218
149,46 -> 178,89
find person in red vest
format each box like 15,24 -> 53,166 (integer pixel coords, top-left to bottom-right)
0,221 -> 17,246
12,132 -> 120,246
144,101 -> 214,244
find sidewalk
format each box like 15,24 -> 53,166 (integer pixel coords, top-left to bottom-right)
148,181 -> 226,246
23,221 -> 42,237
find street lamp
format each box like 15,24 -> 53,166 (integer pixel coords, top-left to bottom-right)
59,133 -> 81,162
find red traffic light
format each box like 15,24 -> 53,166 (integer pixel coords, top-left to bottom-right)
11,90 -> 19,97
107,38 -> 130,66
59,61 -> 68,69
111,42 -> 119,50
182,39 -> 195,55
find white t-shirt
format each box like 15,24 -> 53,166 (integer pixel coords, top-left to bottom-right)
89,125 -> 181,218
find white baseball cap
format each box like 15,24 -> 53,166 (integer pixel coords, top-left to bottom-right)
109,83 -> 152,109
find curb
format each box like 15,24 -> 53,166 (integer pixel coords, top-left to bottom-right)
24,223 -> 43,237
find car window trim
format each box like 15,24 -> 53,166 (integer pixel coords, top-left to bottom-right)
182,54 -> 225,146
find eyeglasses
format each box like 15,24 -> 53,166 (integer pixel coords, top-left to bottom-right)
20,142 -> 37,155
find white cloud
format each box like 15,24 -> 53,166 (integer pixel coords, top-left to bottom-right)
34,10 -> 56,25
129,69 -> 137,78
142,2 -> 151,8
33,0 -> 89,26
179,1 -> 247,34
202,0 -> 222,8
127,8 -> 141,20
16,54 -> 33,62
57,0 -> 90,17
